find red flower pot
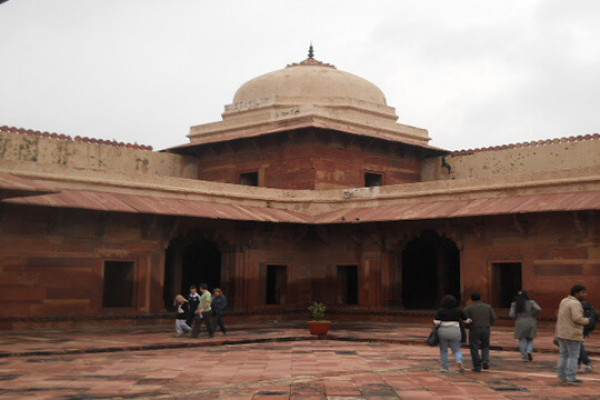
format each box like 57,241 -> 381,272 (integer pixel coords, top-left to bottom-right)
308,321 -> 331,336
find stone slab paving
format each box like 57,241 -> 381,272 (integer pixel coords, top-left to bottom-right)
1,321 -> 600,399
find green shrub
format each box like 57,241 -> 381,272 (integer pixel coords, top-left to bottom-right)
308,302 -> 326,321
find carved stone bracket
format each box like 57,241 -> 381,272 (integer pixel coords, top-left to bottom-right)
512,214 -> 529,236
573,211 -> 591,239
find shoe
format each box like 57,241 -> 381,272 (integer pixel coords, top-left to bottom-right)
527,352 -> 533,362
583,365 -> 593,373
482,362 -> 489,370
456,362 -> 465,372
471,368 -> 481,372
439,368 -> 449,373
567,379 -> 583,385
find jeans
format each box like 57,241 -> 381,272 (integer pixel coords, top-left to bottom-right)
557,338 -> 581,382
519,338 -> 534,360
175,319 -> 191,334
439,338 -> 463,370
469,327 -> 490,369
578,342 -> 592,367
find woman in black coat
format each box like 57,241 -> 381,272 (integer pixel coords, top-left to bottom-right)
433,295 -> 470,372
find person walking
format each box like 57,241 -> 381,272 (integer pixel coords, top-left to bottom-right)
556,284 -> 590,385
211,288 -> 228,336
578,299 -> 598,373
463,291 -> 497,372
509,290 -> 542,362
434,294 -> 471,372
187,285 -> 201,327
173,294 -> 192,337
191,283 -> 215,338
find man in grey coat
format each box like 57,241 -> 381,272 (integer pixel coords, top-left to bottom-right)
556,284 -> 590,385
463,291 -> 497,372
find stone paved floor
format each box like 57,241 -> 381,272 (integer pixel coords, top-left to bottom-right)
1,321 -> 600,399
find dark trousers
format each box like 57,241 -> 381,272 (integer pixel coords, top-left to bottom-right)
213,312 -> 227,334
469,327 -> 491,370
578,342 -> 591,366
191,310 -> 214,338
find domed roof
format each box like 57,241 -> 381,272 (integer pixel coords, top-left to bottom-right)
186,48 -> 433,149
233,56 -> 388,107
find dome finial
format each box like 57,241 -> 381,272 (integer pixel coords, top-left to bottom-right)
308,43 -> 314,59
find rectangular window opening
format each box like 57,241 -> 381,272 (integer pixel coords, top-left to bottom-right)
337,265 -> 359,305
239,171 -> 259,186
364,172 -> 383,187
103,261 -> 135,308
266,265 -> 288,305
490,262 -> 522,308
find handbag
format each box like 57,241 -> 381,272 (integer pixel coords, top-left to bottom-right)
427,329 -> 439,346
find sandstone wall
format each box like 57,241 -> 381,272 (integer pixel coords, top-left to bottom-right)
0,129 -> 198,179
422,136 -> 600,181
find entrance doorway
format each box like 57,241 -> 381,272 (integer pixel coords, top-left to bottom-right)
490,262 -> 522,308
266,265 -> 288,305
163,237 -> 221,310
401,231 -> 461,309
337,265 -> 358,305
102,261 -> 135,308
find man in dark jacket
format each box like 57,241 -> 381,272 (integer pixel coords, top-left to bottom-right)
579,300 -> 598,373
463,291 -> 497,372
187,285 -> 201,327
211,288 -> 228,335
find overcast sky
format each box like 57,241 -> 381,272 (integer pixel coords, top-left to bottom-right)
1,0 -> 599,151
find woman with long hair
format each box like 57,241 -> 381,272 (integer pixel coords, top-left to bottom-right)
174,294 -> 192,337
434,294 -> 471,372
509,290 -> 542,361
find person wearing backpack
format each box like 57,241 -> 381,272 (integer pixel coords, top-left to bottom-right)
578,300 -> 598,373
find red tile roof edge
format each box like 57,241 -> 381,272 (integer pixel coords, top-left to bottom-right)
0,125 -> 153,151
450,133 -> 600,155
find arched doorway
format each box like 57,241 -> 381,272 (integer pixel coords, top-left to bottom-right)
163,236 -> 221,310
401,230 -> 460,309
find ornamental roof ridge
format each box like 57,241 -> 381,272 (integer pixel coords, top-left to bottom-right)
286,58 -> 336,69
0,125 -> 153,151
451,133 -> 600,155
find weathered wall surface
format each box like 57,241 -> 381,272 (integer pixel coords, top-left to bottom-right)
0,129 -> 198,179
0,205 -> 168,325
195,129 -> 422,189
422,136 -> 600,181
1,204 -> 598,326
458,212 -> 600,319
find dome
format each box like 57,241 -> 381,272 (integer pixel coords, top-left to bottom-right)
232,57 -> 388,107
188,49 -> 432,148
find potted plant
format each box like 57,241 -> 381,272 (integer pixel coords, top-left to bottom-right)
307,302 -> 331,336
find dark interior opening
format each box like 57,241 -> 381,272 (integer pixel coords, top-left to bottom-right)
365,172 -> 383,187
181,240 -> 221,294
401,230 -> 461,309
337,265 -> 359,305
239,171 -> 259,186
491,262 -> 522,308
266,265 -> 288,305
103,261 -> 135,308
163,237 -> 221,310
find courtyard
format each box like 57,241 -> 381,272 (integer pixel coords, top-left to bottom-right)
1,321 -> 600,399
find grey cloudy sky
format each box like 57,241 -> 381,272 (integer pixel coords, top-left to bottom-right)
1,0 -> 599,151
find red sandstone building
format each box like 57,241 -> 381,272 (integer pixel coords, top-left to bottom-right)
0,52 -> 599,328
